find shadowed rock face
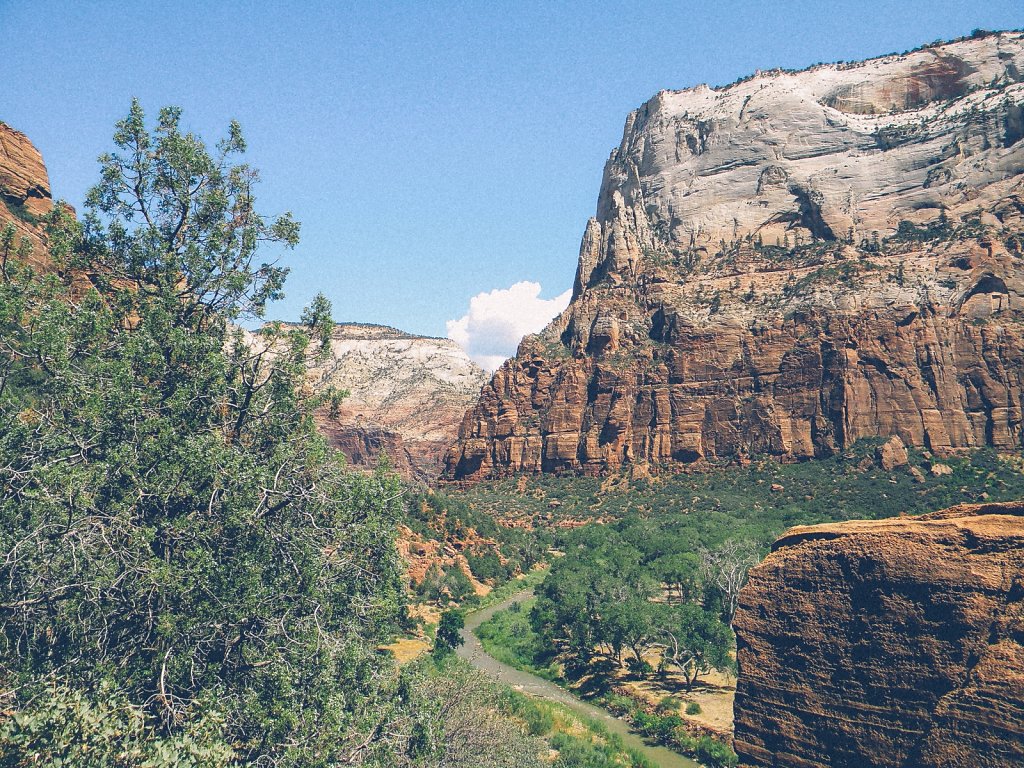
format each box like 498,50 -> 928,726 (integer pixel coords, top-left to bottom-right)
446,32 -> 1024,481
732,501 -> 1024,768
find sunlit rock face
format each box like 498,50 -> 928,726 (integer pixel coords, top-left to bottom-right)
303,323 -> 488,483
732,501 -> 1024,768
446,31 -> 1024,481
0,120 -> 54,266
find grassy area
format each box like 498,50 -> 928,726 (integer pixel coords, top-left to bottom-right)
475,597 -> 555,677
499,686 -> 655,768
471,566 -> 549,612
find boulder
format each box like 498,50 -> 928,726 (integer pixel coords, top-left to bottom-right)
733,501 -> 1024,768
875,435 -> 909,471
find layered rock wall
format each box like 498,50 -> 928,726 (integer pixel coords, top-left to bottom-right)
0,120 -> 52,264
732,501 -> 1024,768
446,32 -> 1024,480
302,323 -> 488,482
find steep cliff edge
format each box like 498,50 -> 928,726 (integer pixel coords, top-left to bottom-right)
0,121 -> 53,264
303,323 -> 488,482
732,500 -> 1024,768
446,31 -> 1024,480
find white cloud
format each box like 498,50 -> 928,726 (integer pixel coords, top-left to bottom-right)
447,281 -> 571,371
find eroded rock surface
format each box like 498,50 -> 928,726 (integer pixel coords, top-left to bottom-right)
446,32 -> 1024,480
733,501 -> 1024,768
303,323 -> 488,482
0,121 -> 53,266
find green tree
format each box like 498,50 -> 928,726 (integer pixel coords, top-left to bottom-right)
434,609 -> 466,659
653,552 -> 701,604
656,604 -> 733,691
0,102 -> 406,765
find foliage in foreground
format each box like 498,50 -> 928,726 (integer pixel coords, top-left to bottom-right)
0,683 -> 236,767
0,659 -> 551,768
0,102 -> 509,765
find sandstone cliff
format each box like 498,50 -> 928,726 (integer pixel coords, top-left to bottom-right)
0,120 -> 52,265
303,323 -> 488,482
446,31 -> 1024,480
732,500 -> 1024,768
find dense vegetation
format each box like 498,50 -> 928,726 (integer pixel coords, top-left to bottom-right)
531,528 -> 740,683
0,103 -> 545,766
452,441 -> 1024,530
464,442 -> 1024,767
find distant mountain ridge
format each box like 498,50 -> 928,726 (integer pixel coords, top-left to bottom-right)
446,30 -> 1024,481
325,322 -> 452,342
301,322 -> 488,482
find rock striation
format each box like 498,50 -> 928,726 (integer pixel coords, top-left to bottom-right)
446,31 -> 1024,480
0,120 -> 53,266
303,323 -> 488,482
732,500 -> 1024,768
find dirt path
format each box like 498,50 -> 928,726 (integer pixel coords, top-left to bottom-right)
458,589 -> 700,768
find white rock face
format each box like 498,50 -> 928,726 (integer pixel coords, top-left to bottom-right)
242,322 -> 487,481
575,32 -> 1024,296
307,323 -> 488,444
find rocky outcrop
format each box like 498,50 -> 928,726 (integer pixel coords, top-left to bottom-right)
303,323 -> 488,482
0,121 -> 53,266
875,435 -> 909,470
732,500 -> 1024,767
446,31 -> 1024,480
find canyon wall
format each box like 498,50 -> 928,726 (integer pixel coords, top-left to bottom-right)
732,501 -> 1024,768
303,323 -> 488,482
0,120 -> 52,263
446,31 -> 1024,480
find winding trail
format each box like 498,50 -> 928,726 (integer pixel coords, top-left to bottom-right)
458,588 -> 699,768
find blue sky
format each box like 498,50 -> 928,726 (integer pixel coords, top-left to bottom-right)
3,1 -> 1022,363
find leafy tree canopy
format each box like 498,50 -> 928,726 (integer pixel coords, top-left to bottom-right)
0,101 -> 408,765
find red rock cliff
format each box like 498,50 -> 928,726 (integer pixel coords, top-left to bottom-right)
732,501 -> 1024,768
0,120 -> 53,265
445,32 -> 1024,480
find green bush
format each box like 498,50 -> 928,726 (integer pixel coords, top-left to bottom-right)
685,701 -> 702,715
696,735 -> 739,768
550,731 -> 650,768
655,696 -> 680,714
0,683 -> 235,767
466,547 -> 512,583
